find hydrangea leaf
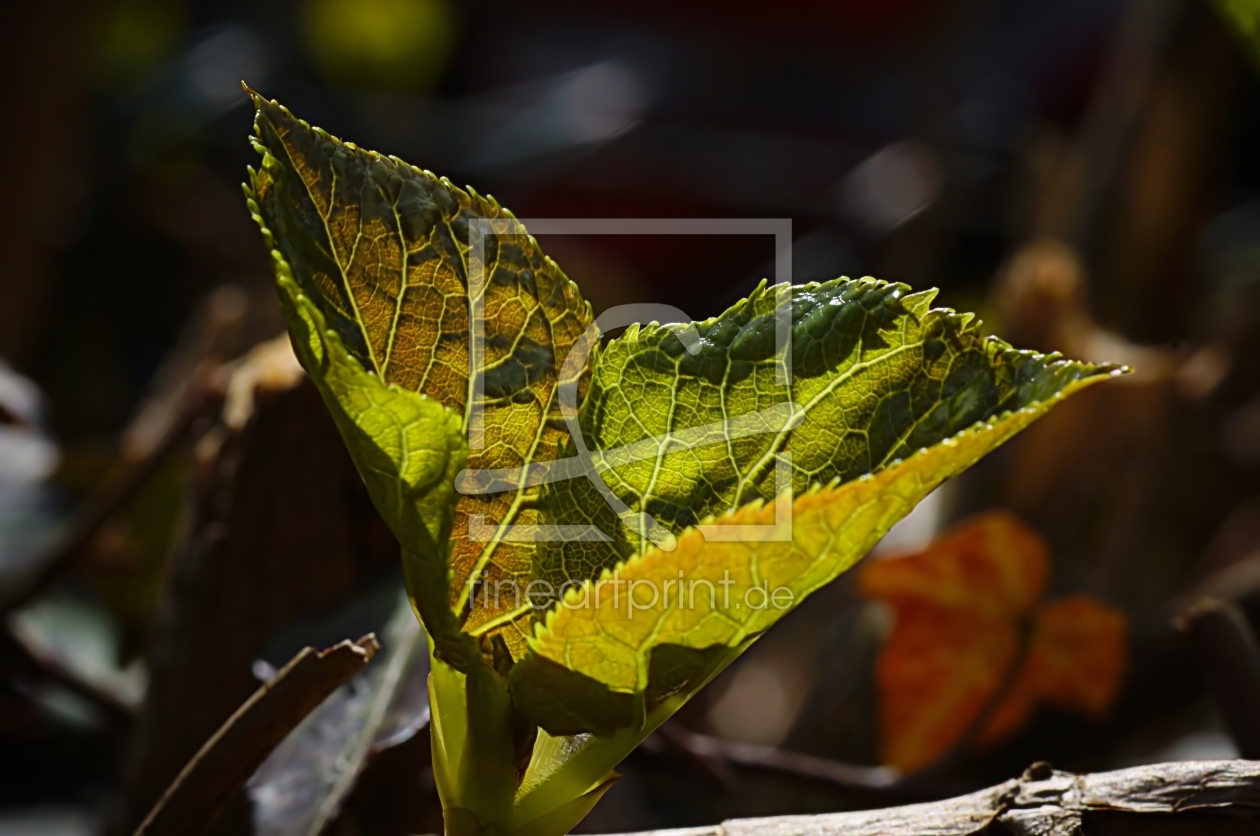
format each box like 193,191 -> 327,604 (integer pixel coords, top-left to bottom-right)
240,208 -> 470,656
244,92 -> 593,660
510,357 -> 1122,737
485,278 -> 1118,651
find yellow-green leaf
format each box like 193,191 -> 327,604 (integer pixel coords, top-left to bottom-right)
241,224 -> 470,655
526,279 -> 1113,626
244,92 -> 593,660
511,364 -> 1121,736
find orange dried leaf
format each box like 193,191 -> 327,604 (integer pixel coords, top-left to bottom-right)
976,595 -> 1127,748
859,511 -> 1127,772
1023,594 -> 1128,716
858,510 -> 1048,617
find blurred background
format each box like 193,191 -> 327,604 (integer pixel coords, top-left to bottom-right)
2,0 -> 1260,833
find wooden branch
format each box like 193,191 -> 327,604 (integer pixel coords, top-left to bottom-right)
601,760 -> 1260,836
134,634 -> 379,835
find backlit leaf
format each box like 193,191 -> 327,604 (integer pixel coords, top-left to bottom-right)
510,383 -> 1115,738
244,92 -> 593,660
464,277 -> 1117,658
858,512 -> 1127,772
542,280 -> 1096,579
243,92 -> 1130,836
244,189 -> 468,657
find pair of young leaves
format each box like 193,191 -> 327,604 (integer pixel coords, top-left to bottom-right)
243,92 -> 1119,747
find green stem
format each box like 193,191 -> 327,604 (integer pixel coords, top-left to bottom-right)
513,639 -> 754,830
430,647 -> 518,836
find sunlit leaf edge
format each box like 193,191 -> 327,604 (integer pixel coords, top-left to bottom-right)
510,362 -> 1124,737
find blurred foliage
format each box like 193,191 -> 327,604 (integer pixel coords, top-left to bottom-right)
94,0 -> 186,90
302,0 -> 456,92
80,455 -> 186,664
1216,0 -> 1260,73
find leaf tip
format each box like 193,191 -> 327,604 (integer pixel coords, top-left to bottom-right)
240,80 -> 262,106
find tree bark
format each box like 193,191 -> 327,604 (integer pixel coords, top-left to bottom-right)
601,760 -> 1260,836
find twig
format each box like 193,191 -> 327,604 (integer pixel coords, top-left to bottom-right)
0,381 -> 220,617
1175,597 -> 1260,758
598,760 -> 1260,836
657,723 -> 899,791
134,634 -> 379,835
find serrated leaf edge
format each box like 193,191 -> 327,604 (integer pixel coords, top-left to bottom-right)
525,364 -> 1127,653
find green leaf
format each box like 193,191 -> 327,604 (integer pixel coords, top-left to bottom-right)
471,279 -> 1115,652
508,279 -> 1120,736
242,91 -> 1125,836
245,172 -> 469,660
243,91 -> 594,662
510,774 -> 617,836
509,360 -> 1116,746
